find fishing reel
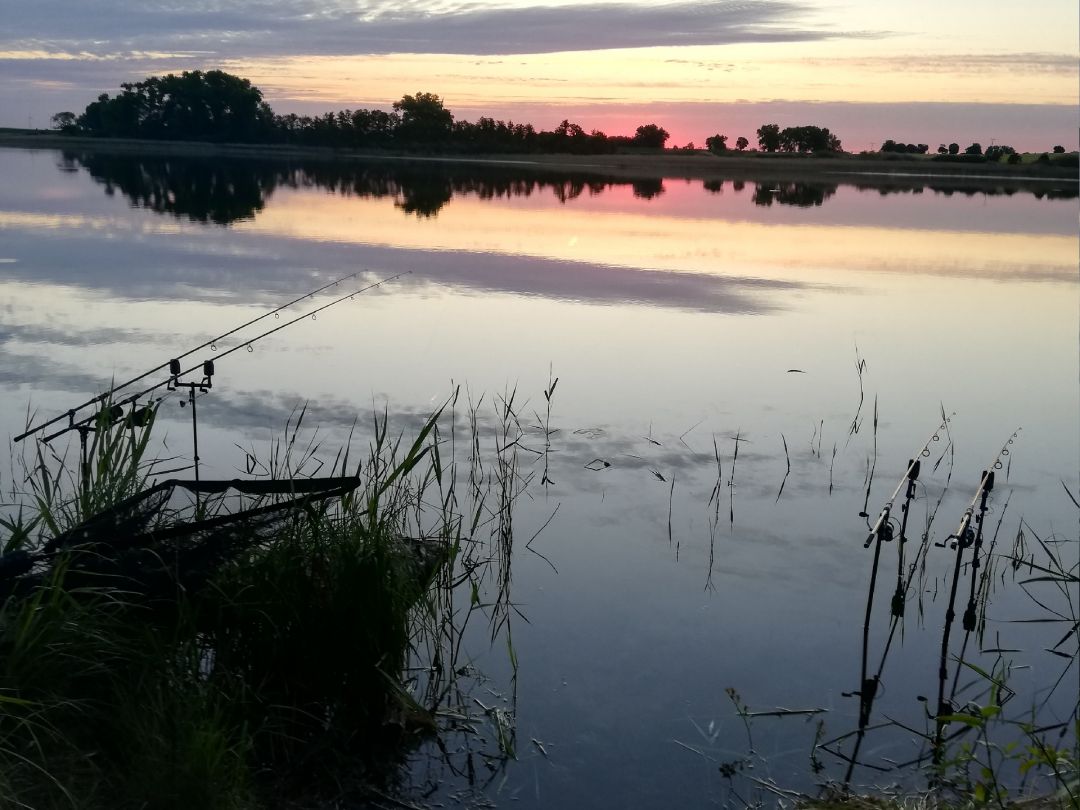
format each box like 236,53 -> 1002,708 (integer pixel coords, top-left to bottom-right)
954,526 -> 975,550
863,517 -> 895,548
937,525 -> 975,550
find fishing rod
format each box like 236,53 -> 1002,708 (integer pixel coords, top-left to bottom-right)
932,428 -> 1020,764
36,272 -> 410,453
14,269 -> 370,443
842,414 -> 952,785
948,493 -> 1010,705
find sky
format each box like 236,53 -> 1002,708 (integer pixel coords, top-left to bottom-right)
2,0 -> 1078,150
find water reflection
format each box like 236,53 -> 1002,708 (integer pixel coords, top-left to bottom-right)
58,150 -> 1076,226
60,151 -> 664,224
59,152 -> 270,225
750,181 -> 836,207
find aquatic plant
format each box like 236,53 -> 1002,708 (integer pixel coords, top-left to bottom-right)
0,388 -> 532,808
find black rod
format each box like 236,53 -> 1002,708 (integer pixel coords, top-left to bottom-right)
36,272 -> 409,446
15,269 -> 369,442
932,428 -> 1018,763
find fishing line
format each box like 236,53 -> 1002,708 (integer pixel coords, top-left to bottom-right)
15,269 -> 371,443
35,272 -> 409,446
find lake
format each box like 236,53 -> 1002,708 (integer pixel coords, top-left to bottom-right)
1,145 -> 1077,806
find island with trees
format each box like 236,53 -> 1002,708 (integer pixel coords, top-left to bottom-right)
3,70 -> 1073,179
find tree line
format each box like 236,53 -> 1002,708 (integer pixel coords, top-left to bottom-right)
51,70 -> 849,156
879,139 -> 1068,163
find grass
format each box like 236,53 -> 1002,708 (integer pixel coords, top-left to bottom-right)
0,391 -> 531,808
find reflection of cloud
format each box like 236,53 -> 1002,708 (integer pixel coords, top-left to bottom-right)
0,345 -> 104,392
0,226 -> 807,316
0,322 -> 185,348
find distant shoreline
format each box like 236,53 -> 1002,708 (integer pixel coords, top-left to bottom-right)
2,130 -> 1076,186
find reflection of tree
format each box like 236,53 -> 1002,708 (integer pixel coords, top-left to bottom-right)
631,178 -> 665,199
63,151 -> 1075,226
65,151 -> 694,224
61,152 -> 271,225
862,180 -> 1077,201
394,175 -> 453,218
752,182 -> 837,207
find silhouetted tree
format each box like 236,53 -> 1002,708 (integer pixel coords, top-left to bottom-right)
757,123 -> 781,152
937,144 -> 948,154
777,125 -> 841,153
50,112 -> 78,133
632,124 -> 670,148
735,136 -> 749,151
984,144 -> 1016,162
948,143 -> 960,155
964,142 -> 982,155
393,92 -> 453,144
1052,145 -> 1065,153
74,71 -> 274,141
705,134 -> 727,153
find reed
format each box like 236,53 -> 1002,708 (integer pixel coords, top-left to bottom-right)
0,388 -> 531,808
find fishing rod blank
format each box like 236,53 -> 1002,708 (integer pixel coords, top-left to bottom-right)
39,272 -> 410,446
843,415 -> 951,785
15,269 -> 368,443
932,428 -> 1019,763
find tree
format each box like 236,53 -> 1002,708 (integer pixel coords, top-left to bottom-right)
776,125 -> 841,154
555,119 -> 586,138
964,142 -> 982,155
705,134 -> 728,153
985,144 -> 1016,162
71,71 -> 273,141
1052,145 -> 1065,153
937,144 -> 948,154
632,124 -> 670,148
393,92 -> 453,143
757,123 -> 780,152
50,112 -> 78,133
948,143 -> 960,155
735,136 -> 749,151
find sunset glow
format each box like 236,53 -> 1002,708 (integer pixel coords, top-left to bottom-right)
3,0 -> 1077,149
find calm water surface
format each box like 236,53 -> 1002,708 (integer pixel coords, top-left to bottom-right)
1,146 -> 1077,806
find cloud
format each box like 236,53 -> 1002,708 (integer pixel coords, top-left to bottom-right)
797,51 -> 1079,75
4,0 -> 883,59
